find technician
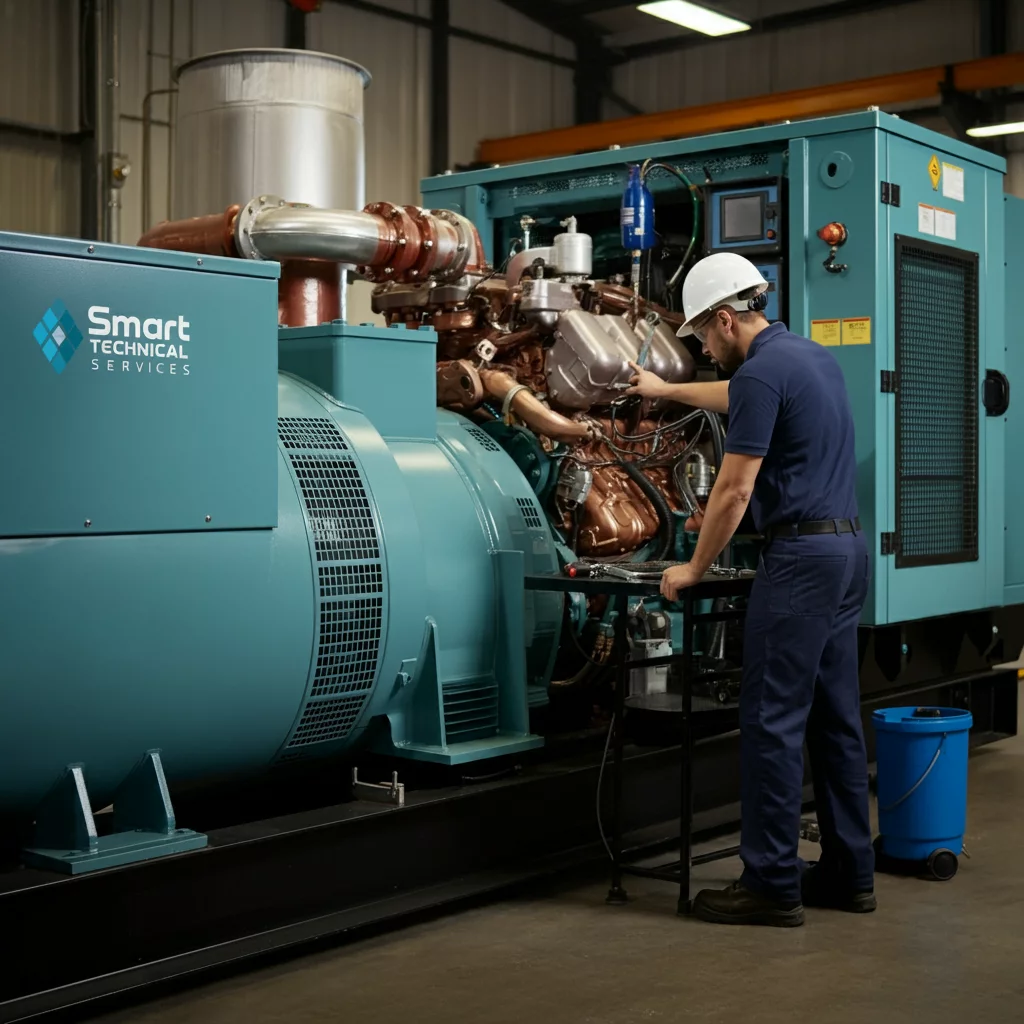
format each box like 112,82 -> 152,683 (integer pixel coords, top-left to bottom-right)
627,252 -> 874,928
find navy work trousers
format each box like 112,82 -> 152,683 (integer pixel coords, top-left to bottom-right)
739,530 -> 874,903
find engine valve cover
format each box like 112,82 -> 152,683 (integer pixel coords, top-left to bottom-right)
545,309 -> 695,410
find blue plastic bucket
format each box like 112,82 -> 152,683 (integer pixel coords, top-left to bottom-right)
872,706 -> 973,861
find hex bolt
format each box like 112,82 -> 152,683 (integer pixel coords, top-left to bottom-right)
205,515 -> 212,523
84,519 -> 92,528
87,245 -> 95,253
197,258 -> 204,266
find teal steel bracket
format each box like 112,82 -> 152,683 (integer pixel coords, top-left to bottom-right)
22,751 -> 207,875
377,551 -> 544,765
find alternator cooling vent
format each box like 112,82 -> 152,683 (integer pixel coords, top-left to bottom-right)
894,236 -> 979,568
290,456 -> 380,561
289,695 -> 367,747
465,426 -> 501,453
516,496 -> 543,530
278,415 -> 384,754
443,681 -> 499,743
278,416 -> 350,451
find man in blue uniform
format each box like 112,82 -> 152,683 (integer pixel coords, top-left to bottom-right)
627,252 -> 875,928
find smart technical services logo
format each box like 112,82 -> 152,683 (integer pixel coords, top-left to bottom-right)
32,301 -> 84,374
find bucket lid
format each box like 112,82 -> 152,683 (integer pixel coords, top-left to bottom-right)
872,706 -> 973,733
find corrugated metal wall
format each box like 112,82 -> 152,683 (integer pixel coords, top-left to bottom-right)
0,0 -> 80,236
2,0 -> 1020,241
119,0 -> 286,246
448,0 -> 575,170
611,0 -> 981,114
0,0 -> 576,242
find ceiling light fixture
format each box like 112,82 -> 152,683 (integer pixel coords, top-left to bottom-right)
637,0 -> 751,37
966,121 -> 1024,138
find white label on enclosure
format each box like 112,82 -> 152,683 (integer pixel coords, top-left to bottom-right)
942,163 -> 964,201
918,204 -> 935,235
935,208 -> 957,240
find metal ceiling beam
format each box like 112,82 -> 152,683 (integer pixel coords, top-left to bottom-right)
609,0 -> 919,64
476,52 -> 1024,163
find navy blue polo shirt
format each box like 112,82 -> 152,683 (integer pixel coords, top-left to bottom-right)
724,322 -> 858,532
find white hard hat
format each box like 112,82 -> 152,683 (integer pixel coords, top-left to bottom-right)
676,252 -> 769,337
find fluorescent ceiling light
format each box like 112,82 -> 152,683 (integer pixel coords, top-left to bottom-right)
637,0 -> 751,37
966,121 -> 1024,138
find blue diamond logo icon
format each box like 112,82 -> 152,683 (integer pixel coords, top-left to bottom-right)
33,302 -> 83,373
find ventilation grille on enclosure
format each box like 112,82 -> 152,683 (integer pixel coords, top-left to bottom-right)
894,236 -> 979,568
278,416 -> 384,752
290,456 -> 380,561
443,682 -> 499,743
311,597 -> 384,698
516,496 -> 543,530
319,563 -> 383,598
278,416 -> 350,451
466,426 -> 501,453
289,695 -> 367,747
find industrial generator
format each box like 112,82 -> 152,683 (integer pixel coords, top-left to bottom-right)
2,48 -> 1022,1020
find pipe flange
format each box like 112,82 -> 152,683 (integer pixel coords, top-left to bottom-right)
431,208 -> 471,281
235,194 -> 289,261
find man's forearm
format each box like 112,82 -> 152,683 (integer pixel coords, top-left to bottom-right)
687,483 -> 750,574
662,380 -> 729,413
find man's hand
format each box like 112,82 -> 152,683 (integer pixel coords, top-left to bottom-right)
660,562 -> 702,601
626,361 -> 669,399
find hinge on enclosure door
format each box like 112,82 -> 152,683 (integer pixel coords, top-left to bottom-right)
880,181 -> 901,206
880,370 -> 898,393
880,532 -> 897,556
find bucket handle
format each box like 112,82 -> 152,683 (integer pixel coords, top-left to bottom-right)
878,732 -> 947,814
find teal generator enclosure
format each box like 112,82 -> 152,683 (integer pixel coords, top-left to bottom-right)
0,233 -> 561,873
422,110 -> 1022,629
1,112 -> 1022,881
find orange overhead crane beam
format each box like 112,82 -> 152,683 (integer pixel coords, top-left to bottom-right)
476,52 -> 1024,164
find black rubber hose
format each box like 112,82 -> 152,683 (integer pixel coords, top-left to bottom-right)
705,410 -> 726,471
703,411 -> 731,568
618,457 -> 674,561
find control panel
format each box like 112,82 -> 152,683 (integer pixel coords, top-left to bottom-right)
752,262 -> 782,323
706,181 -> 782,255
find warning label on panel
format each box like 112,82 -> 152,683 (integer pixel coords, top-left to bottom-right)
928,154 -> 941,190
810,319 -> 841,347
842,317 -> 871,346
942,162 -> 964,201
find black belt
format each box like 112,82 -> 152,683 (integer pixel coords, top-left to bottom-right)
765,517 -> 860,541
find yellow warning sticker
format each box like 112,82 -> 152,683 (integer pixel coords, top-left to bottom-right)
842,317 -> 871,346
928,154 -> 941,190
811,319 -> 841,347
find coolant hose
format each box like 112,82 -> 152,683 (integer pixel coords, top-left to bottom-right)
618,458 -> 674,561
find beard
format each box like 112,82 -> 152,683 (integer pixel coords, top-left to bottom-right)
711,340 -> 744,373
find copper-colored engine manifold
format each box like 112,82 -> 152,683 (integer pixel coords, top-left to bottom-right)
138,201 -> 484,328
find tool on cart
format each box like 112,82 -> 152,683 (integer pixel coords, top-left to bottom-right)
564,560 -> 755,583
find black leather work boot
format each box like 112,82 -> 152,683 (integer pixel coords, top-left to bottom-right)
801,862 -> 877,913
691,881 -> 805,927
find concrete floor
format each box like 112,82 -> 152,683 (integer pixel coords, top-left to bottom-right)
94,701 -> 1024,1024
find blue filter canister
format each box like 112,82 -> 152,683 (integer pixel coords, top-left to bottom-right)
621,165 -> 655,251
